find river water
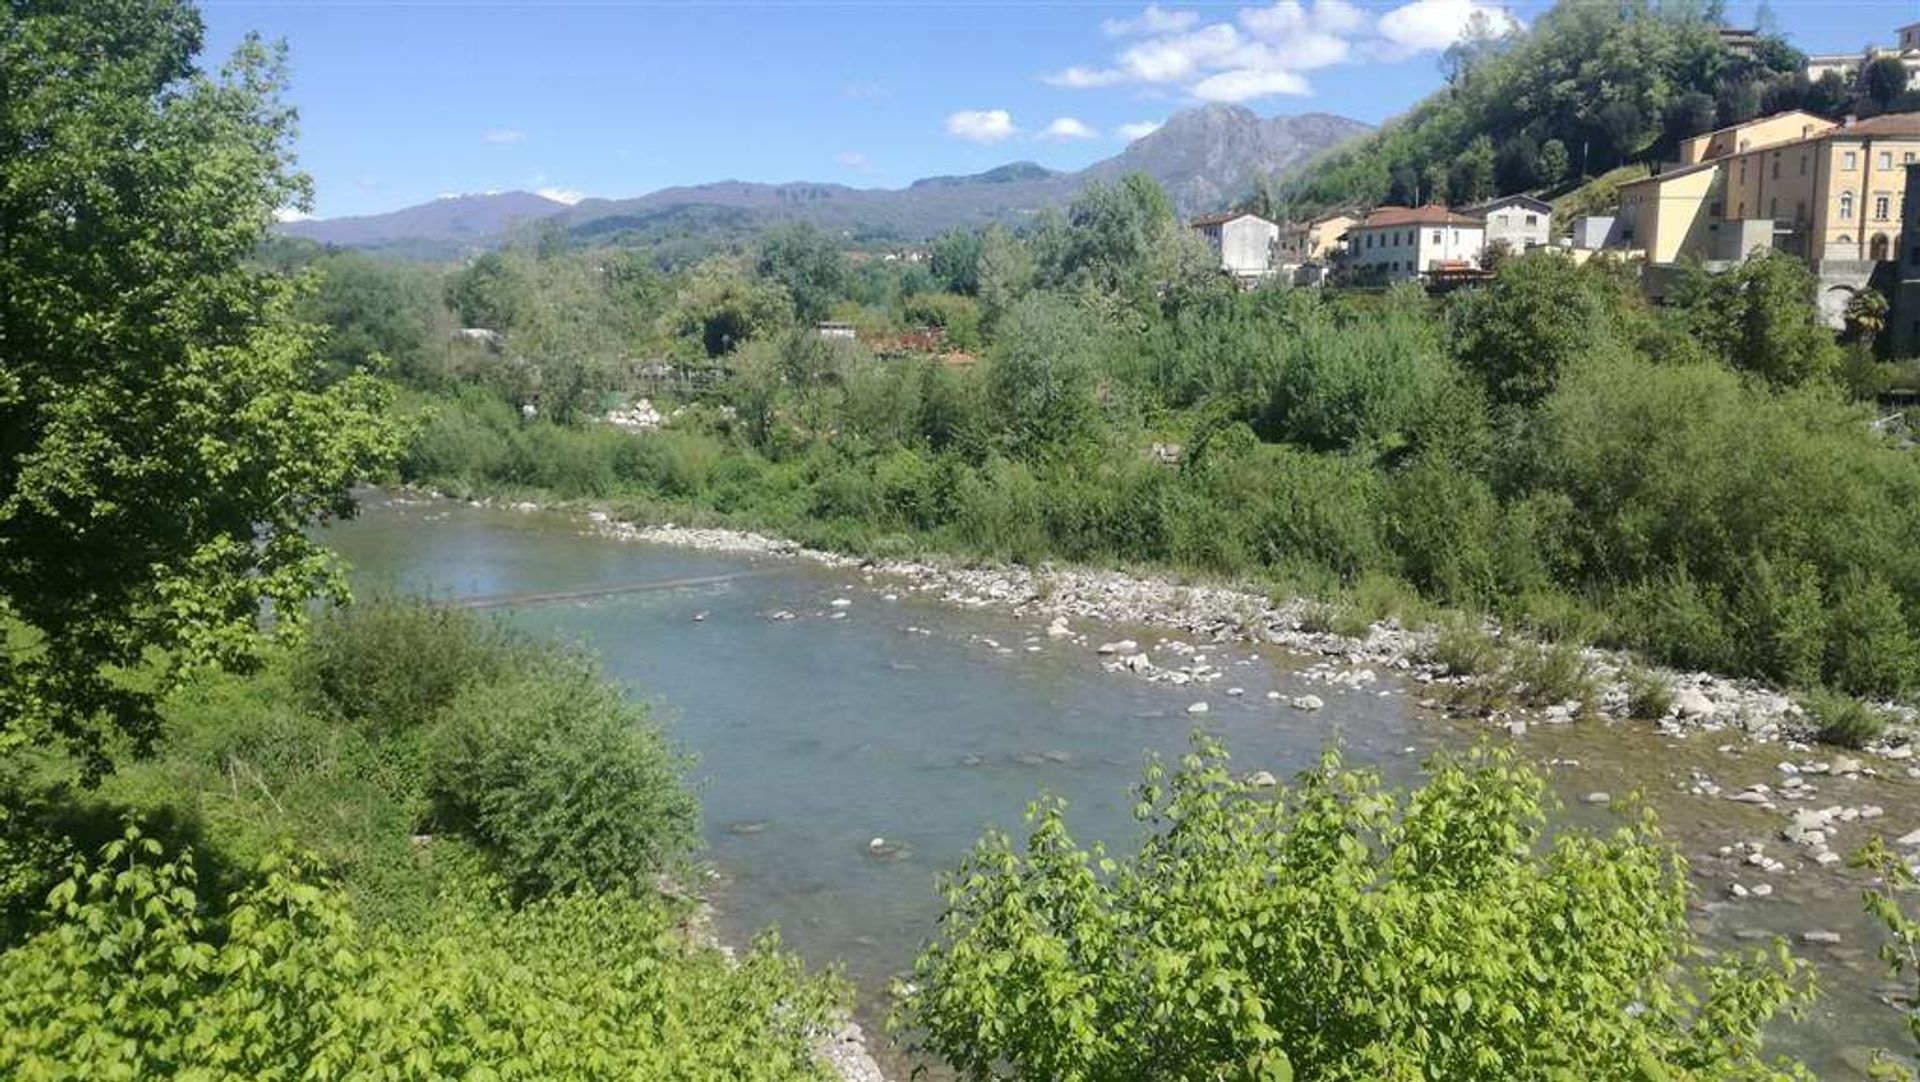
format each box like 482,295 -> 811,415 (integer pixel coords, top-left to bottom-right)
327,494 -> 1917,1077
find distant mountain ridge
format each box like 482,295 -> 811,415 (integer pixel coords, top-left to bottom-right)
279,105 -> 1371,257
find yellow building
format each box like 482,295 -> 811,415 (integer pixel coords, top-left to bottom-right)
1615,161 -> 1720,264
1718,112 -> 1920,262
1618,112 -> 1920,266
1276,211 -> 1357,265
1678,110 -> 1835,166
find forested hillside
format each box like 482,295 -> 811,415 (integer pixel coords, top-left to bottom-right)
1272,0 -> 1920,216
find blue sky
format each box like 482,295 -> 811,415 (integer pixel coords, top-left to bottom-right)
197,1 -> 1902,218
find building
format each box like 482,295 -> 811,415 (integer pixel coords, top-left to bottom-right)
1805,21 -> 1920,92
1895,162 -> 1920,356
1463,194 -> 1553,253
1342,205 -> 1486,282
1275,210 -> 1357,267
1678,110 -> 1835,166
1615,111 -> 1920,267
1716,26 -> 1762,62
1190,211 -> 1280,282
815,321 -> 857,341
1568,215 -> 1619,250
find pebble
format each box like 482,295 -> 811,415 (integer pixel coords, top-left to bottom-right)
1291,695 -> 1325,712
1187,701 -> 1210,715
1801,930 -> 1843,945
1583,792 -> 1611,806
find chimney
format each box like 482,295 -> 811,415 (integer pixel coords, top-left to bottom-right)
1844,114 -> 1858,128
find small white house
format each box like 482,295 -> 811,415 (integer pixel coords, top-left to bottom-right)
1343,206 -> 1487,282
1191,212 -> 1280,281
1464,195 -> 1553,254
1568,215 -> 1619,250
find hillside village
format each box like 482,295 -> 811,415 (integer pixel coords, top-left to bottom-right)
1189,20 -> 1920,354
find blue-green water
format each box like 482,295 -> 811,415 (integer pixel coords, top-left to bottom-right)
328,494 -> 1915,1077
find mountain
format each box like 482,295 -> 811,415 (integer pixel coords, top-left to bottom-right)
280,106 -> 1370,256
1084,107 -> 1371,211
279,191 -> 567,251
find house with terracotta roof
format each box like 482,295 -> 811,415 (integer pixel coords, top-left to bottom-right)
1342,205 -> 1487,282
1189,211 -> 1280,282
1804,21 -> 1920,94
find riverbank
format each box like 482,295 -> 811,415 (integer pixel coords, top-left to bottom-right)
341,491 -> 1920,1077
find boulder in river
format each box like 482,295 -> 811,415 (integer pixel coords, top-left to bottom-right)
1291,694 -> 1325,712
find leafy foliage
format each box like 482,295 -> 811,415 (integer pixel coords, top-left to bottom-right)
901,737 -> 1815,1080
0,826 -> 843,1081
0,0 -> 402,768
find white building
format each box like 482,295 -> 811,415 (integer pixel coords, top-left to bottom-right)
1191,212 -> 1280,282
1343,205 -> 1487,282
1805,21 -> 1920,92
1463,195 -> 1552,253
1568,214 -> 1619,250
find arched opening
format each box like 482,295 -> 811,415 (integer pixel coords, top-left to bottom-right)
1871,233 -> 1891,261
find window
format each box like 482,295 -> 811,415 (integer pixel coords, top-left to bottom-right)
1840,192 -> 1854,220
1800,154 -> 1808,176
1526,214 -> 1538,226
1876,195 -> 1891,220
1432,229 -> 1442,243
1843,151 -> 1858,169
1908,152 -> 1917,164
1739,161 -> 1748,183
1365,233 -> 1374,249
1796,200 -> 1807,221
1737,201 -> 1746,217
1879,152 -> 1892,170
1772,157 -> 1780,179
1770,197 -> 1778,219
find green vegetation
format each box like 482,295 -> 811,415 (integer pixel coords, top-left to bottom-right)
1,0 -> 839,1074
900,738 -> 1815,1079
1,0 -> 401,770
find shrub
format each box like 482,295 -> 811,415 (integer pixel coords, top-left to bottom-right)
296,600 -> 523,738
1825,575 -> 1920,699
1429,617 -> 1504,677
1803,688 -> 1888,749
903,738 -> 1813,1080
1624,668 -> 1675,721
425,662 -> 698,899
1505,642 -> 1599,711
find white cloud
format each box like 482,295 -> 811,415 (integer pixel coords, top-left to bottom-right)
1046,65 -> 1129,88
271,207 -> 312,223
481,128 -> 525,145
1191,68 -> 1312,102
1042,0 -> 1514,104
945,109 -> 1018,143
1039,116 -> 1099,140
837,151 -> 870,168
1375,0 -> 1520,57
535,187 -> 585,205
1102,4 -> 1200,37
1117,120 -> 1163,141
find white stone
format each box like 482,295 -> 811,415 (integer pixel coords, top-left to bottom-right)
830,598 -> 852,608
1187,701 -> 1210,715
1674,688 -> 1716,719
1291,695 -> 1325,712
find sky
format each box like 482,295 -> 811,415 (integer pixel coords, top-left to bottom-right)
195,0 -> 1906,219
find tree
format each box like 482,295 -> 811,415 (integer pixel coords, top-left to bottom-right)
1537,139 -> 1571,188
305,252 -> 441,383
1451,251 -> 1628,407
1841,286 -> 1889,347
1805,70 -> 1855,119
1594,100 -> 1646,167
930,228 -> 984,295
1450,136 -> 1497,204
975,224 -> 1034,324
1864,56 -> 1912,113
1494,136 -> 1540,195
903,738 -> 1814,1081
984,295 -> 1103,457
1662,91 -> 1719,151
0,0 -> 400,769
446,251 -> 532,332
1674,252 -> 1841,386
756,222 -> 847,324
659,258 -> 794,359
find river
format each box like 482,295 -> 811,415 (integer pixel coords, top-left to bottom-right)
327,493 -> 1917,1078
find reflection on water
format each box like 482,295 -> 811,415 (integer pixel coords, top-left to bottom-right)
327,495 -> 1915,1078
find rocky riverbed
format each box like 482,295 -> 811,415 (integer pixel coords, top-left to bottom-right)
589,515 -> 1915,752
